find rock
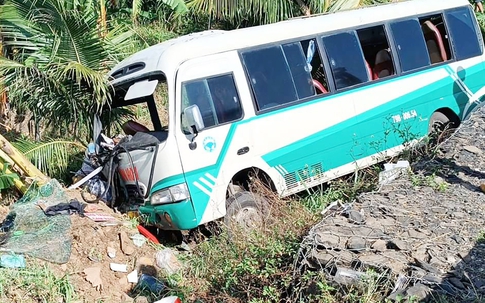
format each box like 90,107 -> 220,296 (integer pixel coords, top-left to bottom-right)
405,283 -> 431,300
448,277 -> 465,289
346,237 -> 366,251
309,250 -> 334,266
315,233 -> 340,249
407,229 -> 426,239
359,254 -> 388,267
107,247 -> 116,259
348,210 -> 364,224
412,248 -> 429,263
119,231 -> 135,256
473,278 -> 485,288
458,251 -> 472,263
388,239 -> 408,251
134,296 -> 149,303
422,274 -> 443,284
371,239 -> 387,252
463,145 -> 482,154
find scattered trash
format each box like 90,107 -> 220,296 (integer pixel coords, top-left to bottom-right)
0,254 -> 25,268
131,234 -> 146,247
0,212 -> 16,232
107,247 -> 116,259
127,269 -> 139,283
333,267 -> 367,286
155,248 -> 182,275
110,263 -> 128,272
378,160 -> 410,185
84,267 -> 103,290
154,296 -> 182,303
135,274 -> 164,294
84,213 -> 116,222
321,200 -> 340,216
38,199 -> 86,216
137,225 -> 160,244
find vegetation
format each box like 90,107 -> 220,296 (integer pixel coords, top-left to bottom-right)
0,261 -> 76,303
0,0 -> 484,302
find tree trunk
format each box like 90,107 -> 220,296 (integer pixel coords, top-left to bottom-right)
294,0 -> 311,16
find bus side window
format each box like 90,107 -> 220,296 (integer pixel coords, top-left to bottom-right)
445,7 -> 482,60
180,74 -> 243,133
419,14 -> 453,64
322,31 -> 370,90
283,39 -> 329,94
357,25 -> 395,80
241,46 -> 299,110
390,19 -> 431,72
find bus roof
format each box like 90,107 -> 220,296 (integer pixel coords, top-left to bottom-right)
109,0 -> 470,86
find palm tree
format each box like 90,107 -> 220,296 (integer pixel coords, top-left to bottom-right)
0,0 -> 134,140
185,0 -> 365,26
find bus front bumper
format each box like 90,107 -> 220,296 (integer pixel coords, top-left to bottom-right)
139,199 -> 199,230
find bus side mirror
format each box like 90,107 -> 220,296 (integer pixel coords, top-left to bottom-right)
184,105 -> 204,150
184,105 -> 205,133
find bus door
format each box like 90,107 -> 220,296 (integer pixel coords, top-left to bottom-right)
175,51 -> 254,223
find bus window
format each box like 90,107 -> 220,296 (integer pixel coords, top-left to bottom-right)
322,31 -> 370,90
241,46 -> 298,110
357,25 -> 395,80
445,7 -> 482,60
419,14 -> 452,64
390,19 -> 430,72
289,39 -> 329,94
181,74 -> 243,132
282,42 -> 315,98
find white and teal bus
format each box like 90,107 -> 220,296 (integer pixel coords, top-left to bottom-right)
106,0 -> 485,230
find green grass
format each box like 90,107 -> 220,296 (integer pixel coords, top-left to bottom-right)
0,261 -> 77,303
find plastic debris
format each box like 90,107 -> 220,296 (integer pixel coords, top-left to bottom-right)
131,234 -> 146,247
135,274 -> 164,294
378,160 -> 410,185
110,263 -> 128,272
127,269 -> 138,283
0,254 -> 25,268
154,296 -> 182,303
155,248 -> 182,275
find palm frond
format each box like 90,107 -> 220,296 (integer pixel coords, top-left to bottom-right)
161,0 -> 189,15
12,138 -> 85,177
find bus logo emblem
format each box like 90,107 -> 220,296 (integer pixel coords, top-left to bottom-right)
203,136 -> 216,152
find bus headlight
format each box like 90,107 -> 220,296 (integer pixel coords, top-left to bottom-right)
150,183 -> 190,205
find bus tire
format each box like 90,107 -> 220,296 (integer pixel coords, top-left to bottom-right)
224,191 -> 268,232
428,111 -> 455,142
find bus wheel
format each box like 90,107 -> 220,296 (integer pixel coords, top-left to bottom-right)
428,112 -> 455,142
224,191 -> 268,233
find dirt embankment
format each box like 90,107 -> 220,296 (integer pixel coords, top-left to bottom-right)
300,106 -> 485,302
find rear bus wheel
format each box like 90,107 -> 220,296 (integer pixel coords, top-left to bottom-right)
428,112 -> 455,143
